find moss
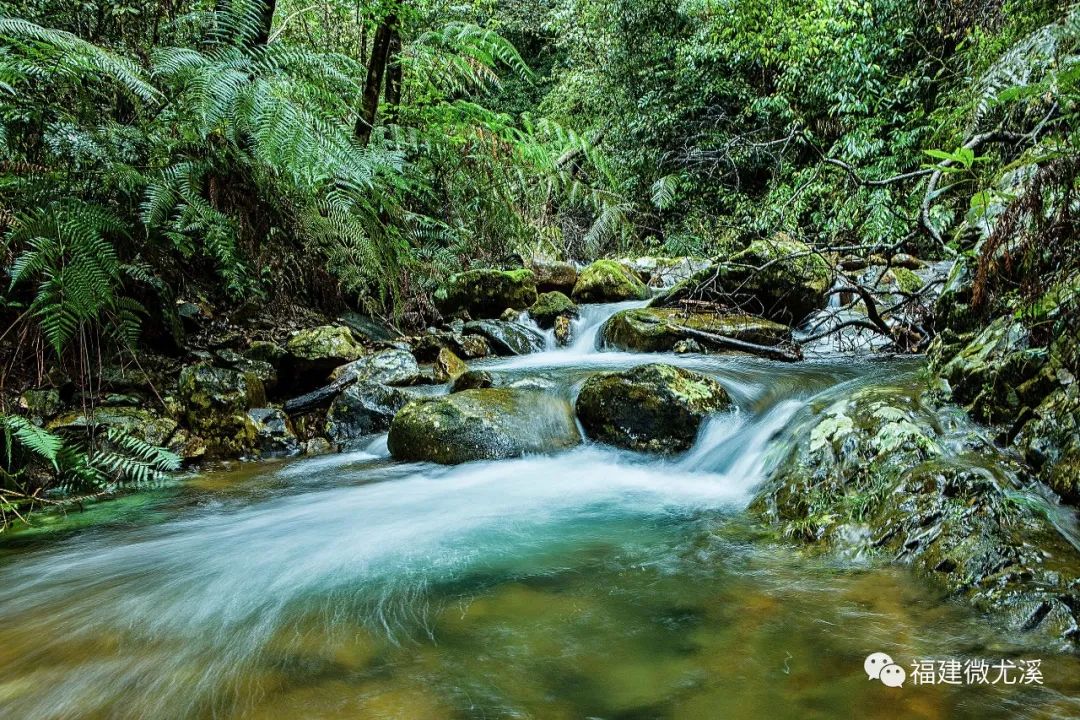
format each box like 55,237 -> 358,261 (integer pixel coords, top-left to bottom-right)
575,363 -> 732,453
437,269 -> 539,319
886,267 -> 924,294
571,260 -> 650,303
529,291 -> 578,328
285,325 -> 364,363
48,407 -> 178,447
601,307 -> 791,354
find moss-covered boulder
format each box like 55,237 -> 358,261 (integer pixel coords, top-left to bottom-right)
451,370 -> 495,393
49,406 -> 178,447
529,260 -> 578,294
575,364 -> 732,453
325,384 -> 411,448
571,260 -> 651,303
655,235 -> 832,325
19,388 -> 62,421
885,267 -> 924,294
436,269 -> 539,319
1016,385 -> 1080,504
751,381 -> 1080,646
388,389 -> 582,464
433,347 -> 468,383
601,307 -> 793,356
177,364 -> 266,457
283,325 -> 366,388
529,291 -> 579,329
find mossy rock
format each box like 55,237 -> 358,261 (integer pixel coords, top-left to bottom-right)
571,260 -> 651,303
48,406 -> 178,447
286,326 -> 365,365
529,291 -> 579,329
177,364 -> 266,457
884,267 -> 924,294
325,384 -> 410,448
19,388 -> 62,420
1017,385 -> 1080,505
387,389 -> 582,464
463,320 -> 546,356
248,408 -> 302,458
529,260 -> 578,294
433,347 -> 468,383
330,348 -> 420,387
575,364 -> 732,453
600,307 -> 792,355
655,235 -> 831,325
436,268 -> 539,319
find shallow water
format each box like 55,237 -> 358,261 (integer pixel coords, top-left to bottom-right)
2,304 -> 1079,719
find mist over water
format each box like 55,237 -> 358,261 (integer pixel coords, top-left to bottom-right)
2,303 -> 1078,720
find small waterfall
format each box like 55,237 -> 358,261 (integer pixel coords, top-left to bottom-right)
567,299 -> 649,354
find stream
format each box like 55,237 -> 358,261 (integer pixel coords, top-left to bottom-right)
2,303 -> 1079,719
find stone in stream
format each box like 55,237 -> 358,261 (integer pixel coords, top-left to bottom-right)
575,364 -> 732,454
654,234 -> 831,325
452,370 -> 495,393
529,291 -> 579,329
387,389 -> 582,464
282,325 -> 366,389
176,364 -> 266,457
433,347 -> 468,383
435,268 -> 539,319
464,320 -> 546,356
554,315 -> 574,347
412,331 -> 492,361
247,408 -> 301,457
571,260 -> 651,303
529,259 -> 578,294
325,383 -> 411,447
601,307 -> 793,357
330,348 -> 420,387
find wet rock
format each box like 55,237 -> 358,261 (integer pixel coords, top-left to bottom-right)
433,347 -> 468,383
463,320 -> 546,356
387,389 -> 582,464
305,437 -> 334,457
529,259 -> 578,294
500,308 -> 523,322
601,307 -> 794,357
18,389 -> 62,421
619,257 -> 710,288
330,348 -> 420,387
49,406 -> 178,447
247,408 -> 301,457
325,384 -> 410,447
168,428 -> 207,462
751,382 -> 1080,647
937,318 -> 1049,424
674,339 -> 704,354
177,364 -> 266,457
883,267 -> 924,294
412,332 -> 491,361
451,370 -> 494,393
215,348 -> 277,390
572,260 -> 651,303
338,311 -> 398,342
575,364 -> 732,453
283,325 -> 366,388
436,269 -> 539,319
245,340 -> 286,365
529,291 -> 579,329
554,315 -> 573,347
1016,385 -> 1080,504
655,235 -> 831,325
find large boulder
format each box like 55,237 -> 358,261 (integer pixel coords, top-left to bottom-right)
575,364 -> 732,453
412,331 -> 491,361
529,260 -> 578,294
571,260 -> 651,303
436,269 -> 539,319
433,347 -> 468,382
388,389 -> 582,464
177,364 -> 266,456
283,325 -> 366,388
601,307 -> 794,356
463,320 -> 546,356
655,235 -> 831,325
1017,385 -> 1080,504
529,291 -> 579,329
325,384 -> 411,448
330,348 -> 420,387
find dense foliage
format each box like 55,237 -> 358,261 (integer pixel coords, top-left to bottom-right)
1,0 -> 1078,519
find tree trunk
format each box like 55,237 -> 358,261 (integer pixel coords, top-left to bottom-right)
355,11 -> 398,145
253,0 -> 277,47
383,29 -> 403,119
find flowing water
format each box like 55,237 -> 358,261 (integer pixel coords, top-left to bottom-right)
2,304 -> 1080,720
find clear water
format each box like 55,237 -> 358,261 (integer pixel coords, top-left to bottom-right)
2,304 -> 1078,720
